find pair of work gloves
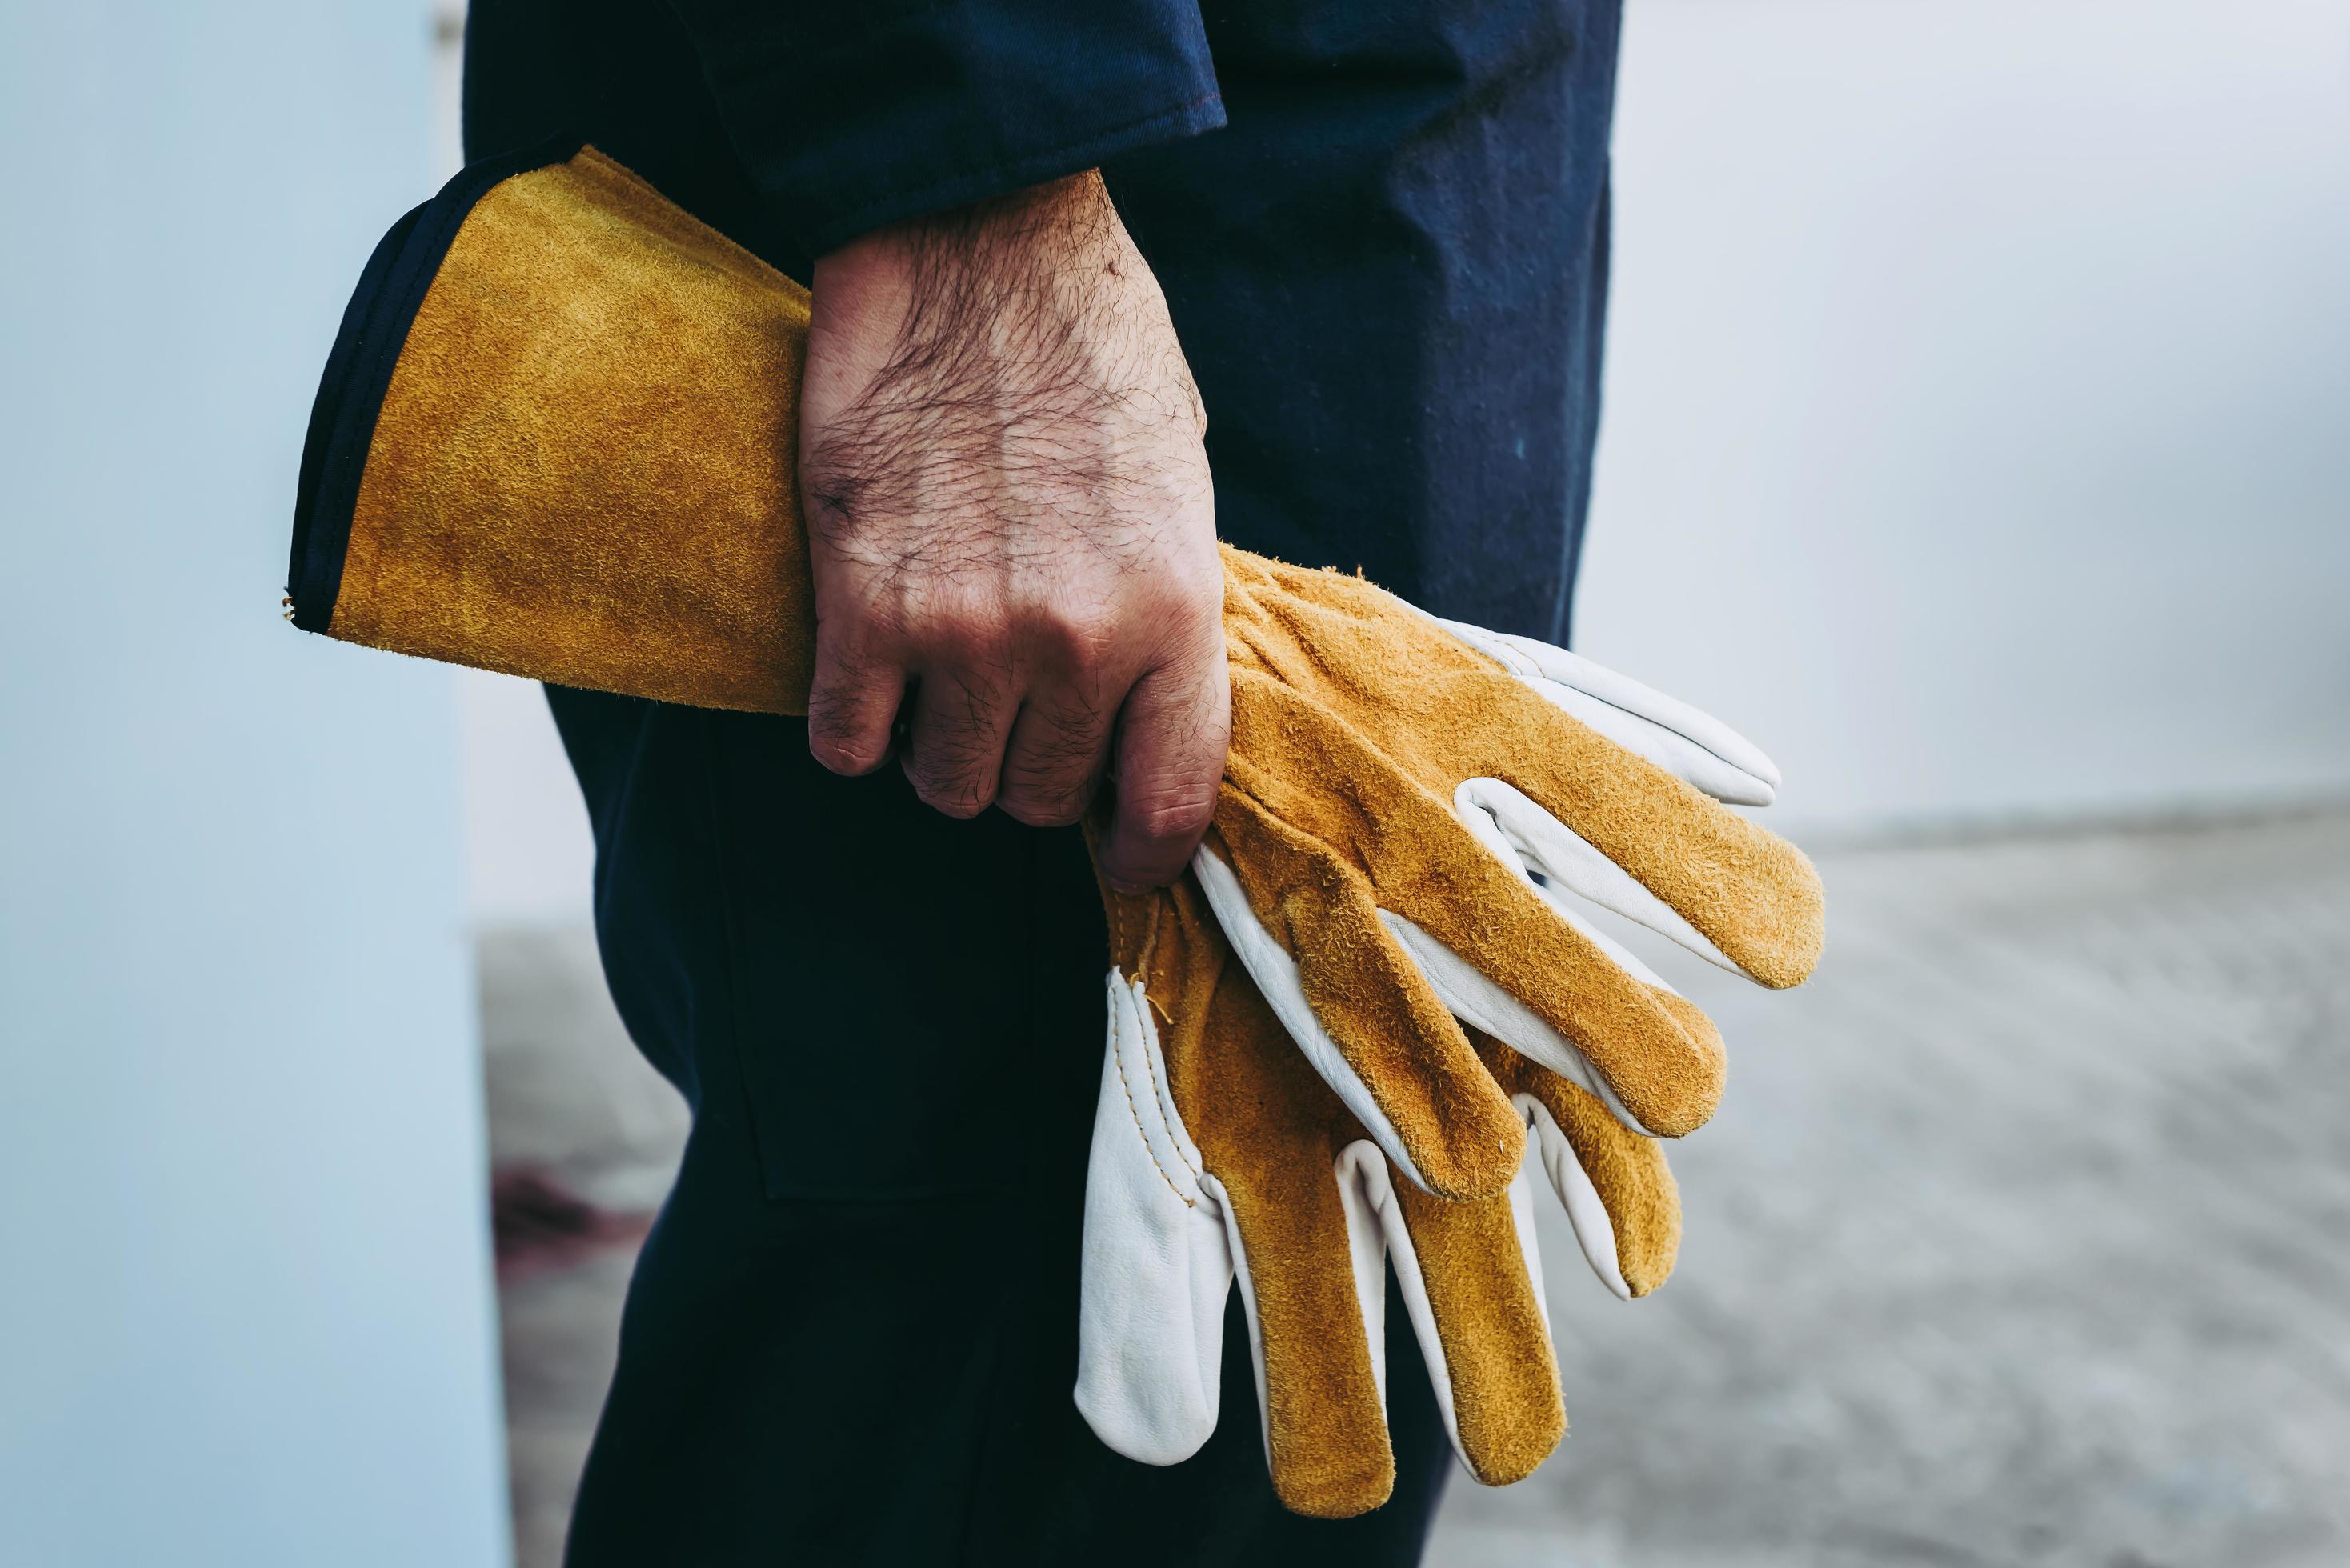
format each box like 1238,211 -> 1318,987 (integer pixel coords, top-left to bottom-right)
291,143 -> 1824,1518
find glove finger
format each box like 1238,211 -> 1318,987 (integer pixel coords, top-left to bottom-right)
1460,774 -> 1754,979
1180,949 -> 1399,1519
1484,680 -> 1824,990
1090,874 -> 1398,1517
1481,1037 -> 1682,1299
1376,906 -> 1647,1133
1431,616 -> 1780,805
1344,1141 -> 1567,1489
1391,660 -> 1822,993
1212,1168 -> 1395,1516
1200,792 -> 1526,1200
1363,788 -> 1730,1138
1223,570 -> 1816,988
1074,970 -> 1235,1465
1217,1165 -> 1401,1520
1221,670 -> 1731,1139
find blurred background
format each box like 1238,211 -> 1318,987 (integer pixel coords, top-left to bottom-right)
4,2 -> 2347,1565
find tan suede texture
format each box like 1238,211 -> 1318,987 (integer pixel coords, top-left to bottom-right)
1211,546 -> 1826,1198
1103,870 -> 1687,1516
1482,1034 -> 1682,1298
334,148 -> 817,713
1104,872 -> 1588,1517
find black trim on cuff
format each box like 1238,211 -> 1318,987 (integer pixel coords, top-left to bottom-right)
287,132 -> 586,634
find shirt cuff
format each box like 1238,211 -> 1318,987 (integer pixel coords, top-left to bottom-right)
675,0 -> 1226,254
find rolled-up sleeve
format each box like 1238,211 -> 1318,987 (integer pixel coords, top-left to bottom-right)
666,0 -> 1225,254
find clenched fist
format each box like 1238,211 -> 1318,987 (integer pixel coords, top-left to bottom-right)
799,170 -> 1228,891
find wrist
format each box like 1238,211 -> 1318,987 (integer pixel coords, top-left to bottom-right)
811,170 -> 1117,318
804,169 -> 1195,483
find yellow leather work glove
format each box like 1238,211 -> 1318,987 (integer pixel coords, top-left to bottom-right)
1078,856 -> 1679,1518
1195,551 -> 1824,1199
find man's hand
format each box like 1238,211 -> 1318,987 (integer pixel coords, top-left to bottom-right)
799,171 -> 1228,891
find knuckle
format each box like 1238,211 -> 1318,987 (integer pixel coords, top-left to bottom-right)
1175,570 -> 1227,626
903,726 -> 1004,820
911,774 -> 996,819
1121,789 -> 1215,846
998,782 -> 1093,829
907,594 -> 1011,666
810,737 -> 887,777
819,600 -> 907,658
916,674 -> 1011,741
1041,602 -> 1125,674
922,611 -> 991,662
806,709 -> 888,776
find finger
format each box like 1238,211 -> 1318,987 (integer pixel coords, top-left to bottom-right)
1096,640 -> 1229,891
996,682 -> 1115,827
804,618 -> 907,776
1433,616 -> 1780,804
1193,843 -> 1491,1186
1363,1142 -> 1567,1489
1204,786 -> 1527,1199
1391,657 -> 1823,990
1383,814 -> 1730,1139
1459,775 -> 1743,974
1483,1038 -> 1681,1299
1074,971 -> 1235,1466
1196,978 -> 1395,1519
898,665 -> 1017,818
1375,906 -> 1649,1134
1463,672 -> 1825,990
1220,680 -> 1727,1141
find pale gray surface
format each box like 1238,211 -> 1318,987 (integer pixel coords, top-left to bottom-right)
1431,809 -> 2350,1568
485,811 -> 2350,1567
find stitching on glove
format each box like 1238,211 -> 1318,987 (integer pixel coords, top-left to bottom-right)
1113,994 -> 1197,1207
1136,1009 -> 1200,1187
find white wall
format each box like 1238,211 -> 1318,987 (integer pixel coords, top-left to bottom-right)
458,0 -> 2350,919
0,6 -> 510,1565
1579,0 -> 2350,834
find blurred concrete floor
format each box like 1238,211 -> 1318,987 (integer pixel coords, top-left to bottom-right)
482,809 -> 2350,1568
